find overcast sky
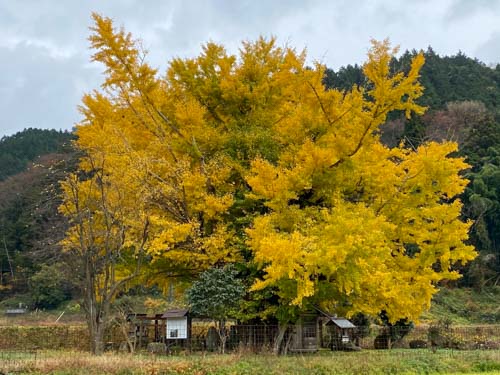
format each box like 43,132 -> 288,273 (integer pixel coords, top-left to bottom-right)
1,0 -> 500,138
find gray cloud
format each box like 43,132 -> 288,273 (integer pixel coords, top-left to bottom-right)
0,41 -> 99,134
475,31 -> 500,65
1,0 -> 499,138
446,0 -> 500,21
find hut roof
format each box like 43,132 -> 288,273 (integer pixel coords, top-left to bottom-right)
162,308 -> 189,318
326,317 -> 356,329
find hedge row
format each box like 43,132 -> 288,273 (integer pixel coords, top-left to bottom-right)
0,326 -> 90,350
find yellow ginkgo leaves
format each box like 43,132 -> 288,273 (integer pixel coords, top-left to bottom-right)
61,14 -> 476,326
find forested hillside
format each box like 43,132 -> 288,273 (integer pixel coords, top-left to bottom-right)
0,129 -> 76,307
324,47 -> 500,110
0,129 -> 74,181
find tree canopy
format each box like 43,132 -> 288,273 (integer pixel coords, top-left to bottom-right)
187,266 -> 245,353
60,14 -> 476,331
326,50 -> 500,289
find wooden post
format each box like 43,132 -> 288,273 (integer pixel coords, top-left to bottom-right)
296,320 -> 302,350
318,318 -> 323,348
154,318 -> 158,342
139,319 -> 143,348
187,316 -> 192,351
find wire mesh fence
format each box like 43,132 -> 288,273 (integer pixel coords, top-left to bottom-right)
346,324 -> 500,351
0,324 -> 499,355
142,323 -> 500,353
103,323 -> 500,353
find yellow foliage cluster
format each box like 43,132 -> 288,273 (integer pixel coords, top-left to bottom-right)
60,13 -> 476,322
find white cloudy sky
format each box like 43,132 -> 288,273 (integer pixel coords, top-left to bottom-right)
1,0 -> 500,138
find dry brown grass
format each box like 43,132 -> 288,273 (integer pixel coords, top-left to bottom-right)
1,351 -> 234,374
1,349 -> 499,375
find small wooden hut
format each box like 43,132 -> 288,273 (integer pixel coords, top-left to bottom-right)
289,313 -> 322,353
325,317 -> 358,350
127,313 -> 167,347
127,308 -> 191,348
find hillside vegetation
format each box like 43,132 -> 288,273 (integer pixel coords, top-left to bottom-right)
0,130 -> 76,308
0,128 -> 73,181
424,287 -> 500,325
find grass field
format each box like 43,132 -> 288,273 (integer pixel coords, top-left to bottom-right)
1,349 -> 499,375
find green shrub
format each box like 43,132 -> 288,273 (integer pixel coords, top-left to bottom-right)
428,318 -> 465,350
29,263 -> 72,309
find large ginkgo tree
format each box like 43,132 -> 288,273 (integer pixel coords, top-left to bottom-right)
60,13 -> 476,354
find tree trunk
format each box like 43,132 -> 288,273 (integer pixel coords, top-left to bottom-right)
118,315 -> 136,353
90,323 -> 106,355
83,258 -> 108,355
283,330 -> 293,355
218,319 -> 227,354
85,296 -> 106,355
273,323 -> 289,355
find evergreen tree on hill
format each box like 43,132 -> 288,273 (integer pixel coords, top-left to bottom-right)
0,128 -> 74,181
325,47 -> 500,111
